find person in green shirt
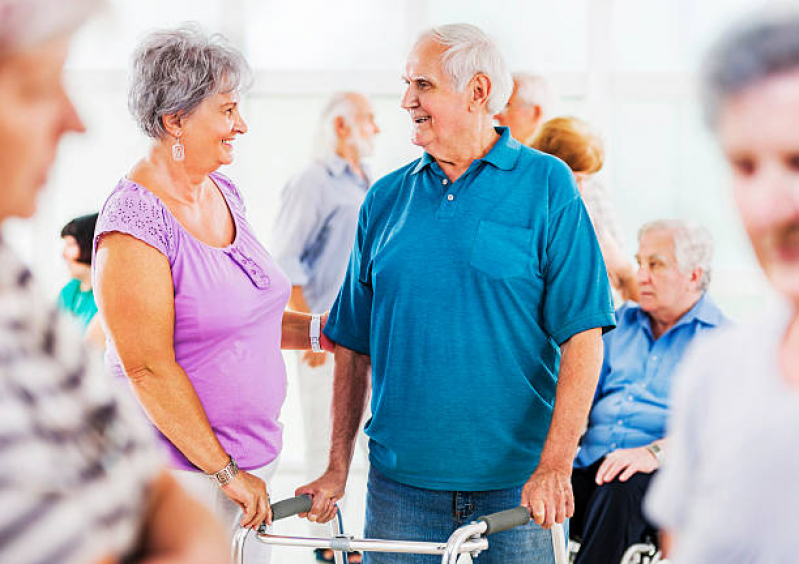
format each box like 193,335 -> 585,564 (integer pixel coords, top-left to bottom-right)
58,213 -> 99,331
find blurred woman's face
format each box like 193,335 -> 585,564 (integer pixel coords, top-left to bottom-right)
0,36 -> 84,222
718,70 -> 799,304
61,235 -> 88,279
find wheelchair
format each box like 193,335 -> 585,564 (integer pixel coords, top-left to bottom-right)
568,527 -> 665,564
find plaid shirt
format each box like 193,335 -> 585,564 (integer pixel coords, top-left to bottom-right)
0,242 -> 162,564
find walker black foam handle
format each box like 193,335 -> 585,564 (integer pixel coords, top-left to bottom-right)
478,506 -> 531,534
271,494 -> 313,521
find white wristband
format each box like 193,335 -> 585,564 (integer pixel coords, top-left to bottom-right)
310,314 -> 323,353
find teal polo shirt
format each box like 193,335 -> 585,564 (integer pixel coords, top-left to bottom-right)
325,127 -> 616,491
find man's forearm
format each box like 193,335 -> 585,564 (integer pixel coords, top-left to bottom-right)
539,328 -> 604,469
327,346 -> 370,474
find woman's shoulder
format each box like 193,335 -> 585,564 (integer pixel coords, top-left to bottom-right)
95,178 -> 175,258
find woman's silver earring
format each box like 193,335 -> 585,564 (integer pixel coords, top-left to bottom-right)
172,134 -> 185,161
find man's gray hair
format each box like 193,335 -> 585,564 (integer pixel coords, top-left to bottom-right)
418,23 -> 512,115
0,0 -> 102,55
512,72 -> 551,114
314,92 -> 359,158
702,11 -> 799,127
128,24 -> 252,140
638,219 -> 715,292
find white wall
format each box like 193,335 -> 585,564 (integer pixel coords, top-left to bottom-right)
8,0 -> 783,319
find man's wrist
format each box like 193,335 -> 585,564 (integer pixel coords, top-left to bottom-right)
645,443 -> 665,466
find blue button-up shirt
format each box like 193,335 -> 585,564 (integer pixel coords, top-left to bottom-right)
325,127 -> 616,490
272,154 -> 370,312
574,293 -> 728,468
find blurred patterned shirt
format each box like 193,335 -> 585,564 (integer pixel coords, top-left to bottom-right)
0,242 -> 162,564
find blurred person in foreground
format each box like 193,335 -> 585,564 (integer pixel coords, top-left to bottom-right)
0,1 -> 228,563
495,72 -> 550,145
298,23 -> 615,564
571,220 -> 727,564
645,12 -> 799,562
92,26 -> 332,563
271,91 -> 379,563
531,116 -> 639,302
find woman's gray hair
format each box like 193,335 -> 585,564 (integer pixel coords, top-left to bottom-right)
702,11 -> 799,127
128,24 -> 252,139
314,92 -> 358,158
0,0 -> 102,55
418,23 -> 512,115
638,219 -> 715,292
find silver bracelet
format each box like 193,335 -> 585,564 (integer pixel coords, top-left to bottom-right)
209,456 -> 239,487
310,314 -> 323,353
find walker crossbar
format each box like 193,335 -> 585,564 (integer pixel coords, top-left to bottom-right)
232,495 -> 569,564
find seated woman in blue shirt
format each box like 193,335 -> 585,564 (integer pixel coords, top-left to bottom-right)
58,213 -> 101,334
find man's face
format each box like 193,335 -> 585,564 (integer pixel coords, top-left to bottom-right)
495,81 -> 540,143
400,38 -> 472,156
718,70 -> 799,305
345,94 -> 380,158
635,230 -> 697,318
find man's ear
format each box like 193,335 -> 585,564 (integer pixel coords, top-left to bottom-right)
689,268 -> 704,291
469,73 -> 492,112
162,113 -> 183,138
334,115 -> 351,140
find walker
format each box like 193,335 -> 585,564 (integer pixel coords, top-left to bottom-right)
232,494 -> 569,564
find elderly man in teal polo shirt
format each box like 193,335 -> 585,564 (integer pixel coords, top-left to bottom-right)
298,23 -> 616,564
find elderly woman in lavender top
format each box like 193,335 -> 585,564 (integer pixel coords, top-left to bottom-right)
92,25 -> 332,541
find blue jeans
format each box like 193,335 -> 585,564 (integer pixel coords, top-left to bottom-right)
363,467 -> 559,564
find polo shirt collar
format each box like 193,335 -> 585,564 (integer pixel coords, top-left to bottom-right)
410,126 -> 521,175
625,292 -> 725,338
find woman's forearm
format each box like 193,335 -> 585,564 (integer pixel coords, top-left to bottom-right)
281,310 -> 312,349
126,361 -> 229,473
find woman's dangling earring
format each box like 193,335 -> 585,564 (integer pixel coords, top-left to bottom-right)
172,133 -> 185,161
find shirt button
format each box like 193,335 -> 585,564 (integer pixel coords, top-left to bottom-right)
611,443 -> 617,449
652,355 -> 658,361
627,395 -> 634,401
447,194 -> 454,201
618,419 -> 624,425
442,178 -> 448,185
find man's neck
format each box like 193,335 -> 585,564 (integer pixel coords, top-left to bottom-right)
436,121 -> 500,182
335,146 -> 365,181
648,294 -> 702,340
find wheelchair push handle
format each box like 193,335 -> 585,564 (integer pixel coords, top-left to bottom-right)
271,494 -> 313,521
477,506 -> 531,535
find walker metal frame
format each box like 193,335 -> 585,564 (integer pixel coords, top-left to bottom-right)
232,495 -> 569,564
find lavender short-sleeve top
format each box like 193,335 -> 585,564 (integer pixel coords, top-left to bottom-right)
93,172 -> 291,472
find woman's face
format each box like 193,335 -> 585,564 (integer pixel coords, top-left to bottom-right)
61,235 -> 88,279
718,70 -> 799,305
180,89 -> 247,171
0,35 -> 84,222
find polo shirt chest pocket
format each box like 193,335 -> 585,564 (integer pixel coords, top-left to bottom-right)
469,219 -> 537,279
